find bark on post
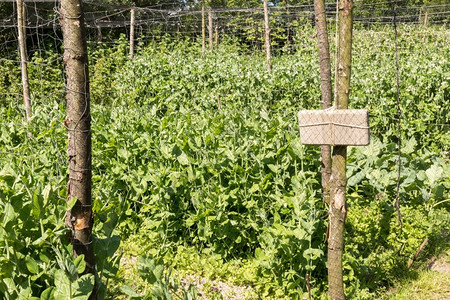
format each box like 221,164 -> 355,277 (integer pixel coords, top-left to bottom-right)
17,0 -> 32,122
215,25 -> 219,46
263,0 -> 272,73
201,4 -> 206,54
97,25 -> 102,42
60,0 -> 97,297
208,8 -> 213,51
328,0 -> 353,299
313,0 -> 332,205
129,8 -> 135,59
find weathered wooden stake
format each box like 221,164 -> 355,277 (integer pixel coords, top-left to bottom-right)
424,11 -> 428,27
60,0 -> 97,298
129,8 -> 135,59
314,0 -> 333,205
97,25 -> 102,42
202,4 -> 206,54
328,0 -> 353,298
263,0 -> 272,73
17,0 -> 32,122
215,25 -> 219,46
208,8 -> 213,51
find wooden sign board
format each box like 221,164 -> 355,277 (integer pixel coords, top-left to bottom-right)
298,109 -> 370,146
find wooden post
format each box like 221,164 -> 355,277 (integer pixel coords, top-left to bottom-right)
202,4 -> 206,54
208,8 -> 213,51
328,0 -> 353,299
97,25 -> 102,42
418,7 -> 423,24
16,0 -> 31,122
263,0 -> 272,73
313,0 -> 333,205
60,0 -> 97,298
129,8 -> 135,59
424,11 -> 428,27
215,25 -> 219,46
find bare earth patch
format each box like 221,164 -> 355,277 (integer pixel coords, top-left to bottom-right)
428,251 -> 450,275
181,274 -> 257,300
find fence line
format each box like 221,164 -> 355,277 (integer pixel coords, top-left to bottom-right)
0,3 -> 448,30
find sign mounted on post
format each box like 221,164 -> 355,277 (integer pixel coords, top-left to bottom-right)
298,108 -> 370,146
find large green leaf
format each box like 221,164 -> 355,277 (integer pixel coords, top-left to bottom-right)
54,269 -> 71,300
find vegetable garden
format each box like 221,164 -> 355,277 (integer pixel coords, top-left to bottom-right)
0,2 -> 449,299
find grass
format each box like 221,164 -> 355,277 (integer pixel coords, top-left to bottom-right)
114,239 -> 450,299
384,249 -> 450,300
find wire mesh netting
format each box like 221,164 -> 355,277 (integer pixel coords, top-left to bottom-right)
0,0 -> 449,299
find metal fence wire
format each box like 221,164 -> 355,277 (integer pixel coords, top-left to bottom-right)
0,0 -> 449,298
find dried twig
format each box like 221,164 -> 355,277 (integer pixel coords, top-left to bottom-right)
407,237 -> 429,269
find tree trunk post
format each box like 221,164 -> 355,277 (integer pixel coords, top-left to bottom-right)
328,0 -> 353,299
263,0 -> 272,73
215,25 -> 219,46
60,0 -> 97,298
129,8 -> 135,59
208,8 -> 213,51
313,0 -> 333,205
97,25 -> 102,42
202,4 -> 206,54
17,0 -> 32,122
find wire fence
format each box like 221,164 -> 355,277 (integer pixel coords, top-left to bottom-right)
0,1 -> 449,54
0,1 -> 449,297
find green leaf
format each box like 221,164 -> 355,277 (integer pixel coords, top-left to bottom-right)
40,287 -> 55,300
32,232 -> 49,246
260,110 -> 269,121
153,264 -> 164,281
268,164 -> 279,174
426,163 -> 443,185
3,203 -> 17,225
66,197 -> 78,210
117,148 -> 130,160
303,248 -> 323,261
66,259 -> 79,282
121,285 -> 141,297
18,286 -> 34,300
347,171 -> 365,186
103,212 -> 118,237
32,190 -> 42,219
25,256 -> 39,274
249,184 -> 259,194
361,137 -> 382,158
255,248 -> 267,260
42,184 -> 52,206
72,274 -> 94,300
402,137 -> 417,155
74,255 -> 86,274
177,152 -> 189,165
54,269 -> 71,300
0,167 -> 16,186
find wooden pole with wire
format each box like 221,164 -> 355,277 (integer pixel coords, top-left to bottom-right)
328,0 -> 353,298
129,8 -> 135,59
314,0 -> 333,206
60,0 -> 97,297
17,0 -> 32,122
208,8 -> 213,51
202,4 -> 206,54
215,25 -> 219,46
263,0 -> 272,73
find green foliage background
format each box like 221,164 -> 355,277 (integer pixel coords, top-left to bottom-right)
0,24 -> 449,299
